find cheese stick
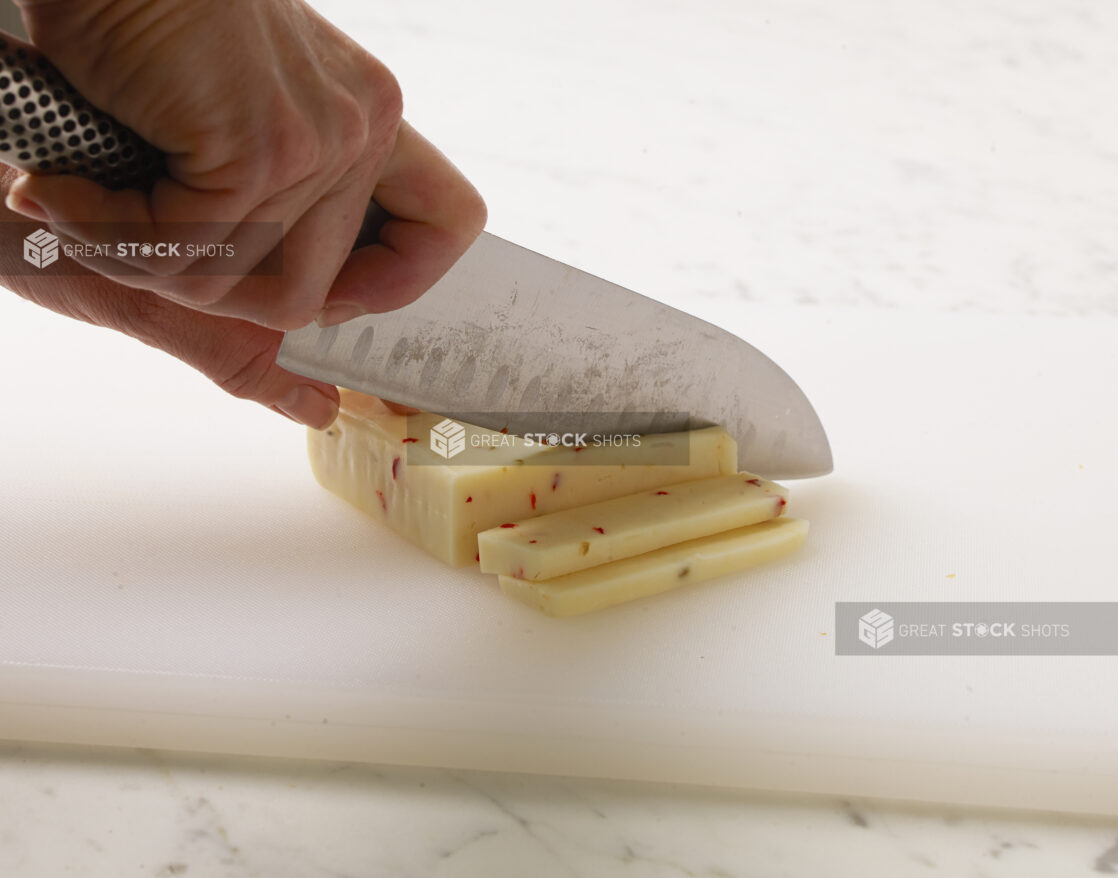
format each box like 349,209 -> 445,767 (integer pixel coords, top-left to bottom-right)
478,473 -> 787,580
498,517 -> 809,617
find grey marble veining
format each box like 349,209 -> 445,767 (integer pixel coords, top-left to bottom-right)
3,741 -> 1118,877
328,0 -> 1118,319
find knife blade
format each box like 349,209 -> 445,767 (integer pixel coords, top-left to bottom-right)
277,233 -> 832,480
0,29 -> 831,479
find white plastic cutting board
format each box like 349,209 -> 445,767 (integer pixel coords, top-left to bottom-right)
1,292 -> 1116,816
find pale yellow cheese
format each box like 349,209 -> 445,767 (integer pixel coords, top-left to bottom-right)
477,473 -> 787,580
308,390 -> 737,566
498,517 -> 809,617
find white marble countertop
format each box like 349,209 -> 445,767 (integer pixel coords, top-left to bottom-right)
2,0 -> 1117,875
3,741 -> 1118,877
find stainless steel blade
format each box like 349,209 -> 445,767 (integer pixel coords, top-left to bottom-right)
277,232 -> 831,479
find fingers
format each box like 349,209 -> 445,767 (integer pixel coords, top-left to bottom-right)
14,272 -> 340,429
374,122 -> 488,247
5,168 -> 372,329
5,172 -> 302,306
188,168 -> 379,329
5,120 -> 485,332
6,168 -> 263,256
152,306 -> 340,429
322,121 -> 486,321
125,298 -> 341,428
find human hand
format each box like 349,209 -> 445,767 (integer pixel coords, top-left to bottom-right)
0,166 -> 345,428
4,0 -> 486,332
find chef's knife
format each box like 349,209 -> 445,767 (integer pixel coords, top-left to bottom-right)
0,31 -> 831,479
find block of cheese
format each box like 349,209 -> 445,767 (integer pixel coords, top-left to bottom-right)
498,517 -> 809,617
308,390 -> 737,566
477,473 -> 788,581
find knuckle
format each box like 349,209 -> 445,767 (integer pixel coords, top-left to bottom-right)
362,55 -> 403,122
331,91 -> 370,170
331,58 -> 402,171
360,57 -> 403,145
212,340 -> 280,401
265,101 -> 322,188
259,55 -> 404,189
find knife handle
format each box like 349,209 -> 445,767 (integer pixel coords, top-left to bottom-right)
0,31 -> 164,191
0,29 -> 386,243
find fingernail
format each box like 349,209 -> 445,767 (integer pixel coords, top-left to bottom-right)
5,192 -> 48,222
315,304 -> 367,328
276,385 -> 339,429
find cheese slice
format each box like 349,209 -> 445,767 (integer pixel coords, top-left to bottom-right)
308,390 -> 738,566
477,473 -> 788,580
498,517 -> 809,617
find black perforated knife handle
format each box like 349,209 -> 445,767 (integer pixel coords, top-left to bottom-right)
0,29 -> 391,246
0,29 -> 164,191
